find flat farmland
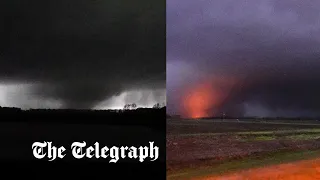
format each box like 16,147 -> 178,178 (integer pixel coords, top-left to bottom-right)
167,119 -> 320,134
167,119 -> 320,180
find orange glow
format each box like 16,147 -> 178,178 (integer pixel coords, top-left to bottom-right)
183,82 -> 216,119
181,76 -> 241,119
195,158 -> 320,180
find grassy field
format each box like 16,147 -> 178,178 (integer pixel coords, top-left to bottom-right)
171,129 -> 320,141
168,119 -> 320,134
167,119 -> 320,179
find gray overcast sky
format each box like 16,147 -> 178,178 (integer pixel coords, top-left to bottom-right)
167,0 -> 320,118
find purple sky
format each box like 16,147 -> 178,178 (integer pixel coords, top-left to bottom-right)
167,0 -> 320,117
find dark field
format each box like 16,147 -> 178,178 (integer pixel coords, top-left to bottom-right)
167,119 -> 320,134
0,122 -> 164,161
0,108 -> 166,179
167,119 -> 320,179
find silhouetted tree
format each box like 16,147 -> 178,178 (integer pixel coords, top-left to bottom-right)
123,103 -> 137,110
153,103 -> 161,109
123,104 -> 131,110
131,103 -> 137,109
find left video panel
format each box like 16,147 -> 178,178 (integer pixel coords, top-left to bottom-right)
0,0 -> 166,179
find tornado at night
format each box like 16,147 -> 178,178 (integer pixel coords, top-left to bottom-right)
1,0 -> 166,178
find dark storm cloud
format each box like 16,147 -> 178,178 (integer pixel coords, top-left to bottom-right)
167,0 -> 320,117
0,0 -> 165,109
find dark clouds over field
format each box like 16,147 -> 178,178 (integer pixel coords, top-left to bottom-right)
0,0 -> 165,109
167,0 -> 320,117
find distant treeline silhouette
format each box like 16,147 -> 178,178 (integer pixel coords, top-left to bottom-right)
0,106 -> 166,131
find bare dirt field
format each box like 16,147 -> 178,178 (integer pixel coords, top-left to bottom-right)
167,119 -> 320,179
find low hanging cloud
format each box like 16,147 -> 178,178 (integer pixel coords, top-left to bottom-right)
95,89 -> 166,110
0,0 -> 165,109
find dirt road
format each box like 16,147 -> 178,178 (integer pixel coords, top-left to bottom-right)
195,158 -> 320,180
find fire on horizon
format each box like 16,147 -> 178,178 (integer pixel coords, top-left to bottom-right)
180,76 -> 243,119
183,83 -> 213,118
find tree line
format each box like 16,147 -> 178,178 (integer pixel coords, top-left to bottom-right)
123,103 -> 166,110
